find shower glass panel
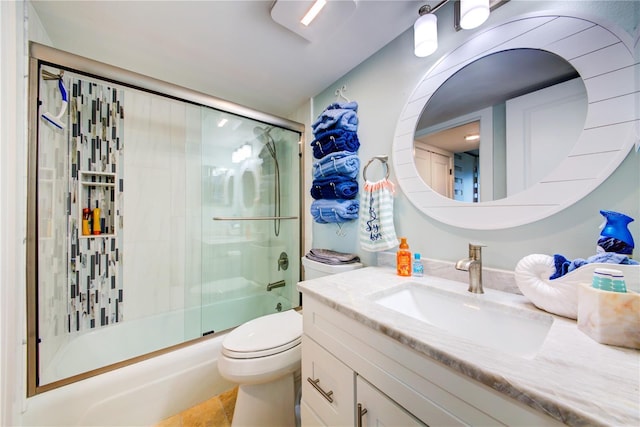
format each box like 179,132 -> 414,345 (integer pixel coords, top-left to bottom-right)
199,111 -> 301,335
29,48 -> 303,393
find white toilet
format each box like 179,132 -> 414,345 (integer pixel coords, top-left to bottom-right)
218,309 -> 303,427
301,256 -> 363,280
219,257 -> 362,427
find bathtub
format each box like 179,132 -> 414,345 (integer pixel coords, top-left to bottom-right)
23,333 -> 232,426
40,282 -> 291,384
24,288 -> 294,426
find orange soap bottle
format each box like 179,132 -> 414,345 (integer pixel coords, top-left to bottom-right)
396,237 -> 412,277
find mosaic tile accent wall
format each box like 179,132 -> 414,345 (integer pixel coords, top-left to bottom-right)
67,78 -> 125,332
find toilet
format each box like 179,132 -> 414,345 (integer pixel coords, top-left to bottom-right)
218,309 -> 303,427
219,257 -> 362,427
301,256 -> 363,280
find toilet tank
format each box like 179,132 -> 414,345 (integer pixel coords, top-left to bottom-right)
301,256 -> 363,280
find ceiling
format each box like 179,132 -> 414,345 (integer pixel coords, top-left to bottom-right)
30,0 -> 426,119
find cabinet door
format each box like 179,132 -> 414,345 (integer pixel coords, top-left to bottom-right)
302,335 -> 355,427
300,399 -> 327,427
356,376 -> 426,427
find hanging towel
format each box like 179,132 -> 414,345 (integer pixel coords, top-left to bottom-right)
311,177 -> 358,200
313,151 -> 360,179
311,199 -> 359,224
305,248 -> 361,265
325,101 -> 358,113
359,179 -> 398,252
311,129 -> 360,159
312,107 -> 359,134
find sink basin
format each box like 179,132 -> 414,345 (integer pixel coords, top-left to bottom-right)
373,283 -> 553,358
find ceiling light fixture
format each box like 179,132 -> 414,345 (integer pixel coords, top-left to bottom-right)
301,0 -> 327,26
271,0 -> 356,42
465,134 -> 480,141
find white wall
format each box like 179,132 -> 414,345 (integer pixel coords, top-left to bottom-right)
1,1 -> 28,425
307,0 -> 640,271
123,90 -> 201,321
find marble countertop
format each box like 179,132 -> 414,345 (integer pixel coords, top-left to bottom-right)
297,266 -> 640,427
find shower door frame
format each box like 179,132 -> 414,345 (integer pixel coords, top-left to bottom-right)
26,42 -> 306,397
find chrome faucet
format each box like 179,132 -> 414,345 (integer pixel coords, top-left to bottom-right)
455,243 -> 485,294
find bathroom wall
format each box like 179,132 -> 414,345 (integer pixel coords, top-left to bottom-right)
1,1 -> 29,425
122,89 -> 202,323
307,0 -> 640,271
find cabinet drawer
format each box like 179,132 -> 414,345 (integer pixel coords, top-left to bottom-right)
302,335 -> 354,427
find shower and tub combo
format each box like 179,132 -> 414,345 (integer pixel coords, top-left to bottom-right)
25,42 -> 304,425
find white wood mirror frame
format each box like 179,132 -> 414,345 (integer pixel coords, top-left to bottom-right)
392,11 -> 637,230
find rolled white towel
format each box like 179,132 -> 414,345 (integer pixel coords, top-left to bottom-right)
515,254 -> 580,319
515,254 -> 640,319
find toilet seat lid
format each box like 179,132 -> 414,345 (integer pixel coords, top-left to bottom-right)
222,309 -> 302,359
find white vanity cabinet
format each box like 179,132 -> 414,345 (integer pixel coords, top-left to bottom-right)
300,295 -> 564,427
355,376 -> 425,427
301,334 -> 426,427
301,335 -> 354,426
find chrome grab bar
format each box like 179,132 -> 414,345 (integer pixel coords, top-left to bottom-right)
307,377 -> 334,403
212,216 -> 298,221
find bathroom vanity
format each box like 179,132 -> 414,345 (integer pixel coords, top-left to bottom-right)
297,267 -> 640,426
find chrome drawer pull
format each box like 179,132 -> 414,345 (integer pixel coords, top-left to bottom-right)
307,377 -> 334,403
357,403 -> 368,427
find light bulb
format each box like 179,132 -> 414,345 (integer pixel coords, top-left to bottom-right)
414,13 -> 438,57
459,0 -> 490,30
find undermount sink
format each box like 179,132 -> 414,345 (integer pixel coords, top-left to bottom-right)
373,283 -> 553,358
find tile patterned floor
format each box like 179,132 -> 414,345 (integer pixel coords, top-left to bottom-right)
155,386 -> 238,427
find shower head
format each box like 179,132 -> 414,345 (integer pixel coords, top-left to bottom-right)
253,126 -> 277,146
253,125 -> 281,237
254,126 -> 277,161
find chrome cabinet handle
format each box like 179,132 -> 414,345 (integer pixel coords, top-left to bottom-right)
307,377 -> 334,403
357,403 -> 368,427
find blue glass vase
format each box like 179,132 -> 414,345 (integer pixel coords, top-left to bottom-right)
597,210 -> 635,255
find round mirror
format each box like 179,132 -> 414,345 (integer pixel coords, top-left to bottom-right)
392,12 -> 636,229
414,48 -> 587,202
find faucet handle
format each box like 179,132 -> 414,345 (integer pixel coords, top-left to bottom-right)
468,242 -> 486,259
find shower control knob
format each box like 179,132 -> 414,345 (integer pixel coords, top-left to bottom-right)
278,252 -> 289,271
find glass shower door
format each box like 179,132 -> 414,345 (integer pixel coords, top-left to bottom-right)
199,108 -> 301,336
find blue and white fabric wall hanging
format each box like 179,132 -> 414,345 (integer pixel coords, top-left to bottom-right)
310,100 -> 361,224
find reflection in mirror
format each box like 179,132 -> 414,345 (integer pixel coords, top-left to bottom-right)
240,164 -> 259,209
414,48 -> 587,202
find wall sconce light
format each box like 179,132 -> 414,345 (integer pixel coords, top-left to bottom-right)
415,0 -> 509,57
455,0 -> 510,31
414,5 -> 439,57
458,0 -> 490,29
